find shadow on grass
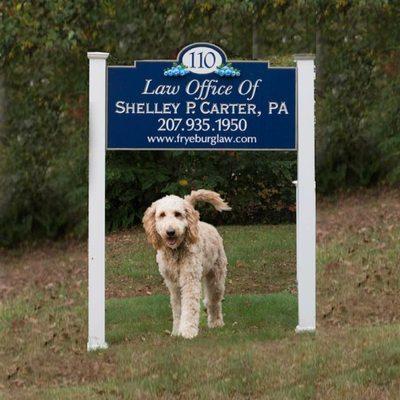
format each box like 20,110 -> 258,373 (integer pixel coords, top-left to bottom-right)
106,292 -> 297,344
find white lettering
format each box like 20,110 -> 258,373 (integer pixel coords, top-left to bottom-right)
186,101 -> 196,113
186,79 -> 232,100
268,101 -> 289,114
142,79 -> 180,95
238,79 -> 262,101
115,101 -> 126,114
278,102 -> 288,114
268,102 -> 278,114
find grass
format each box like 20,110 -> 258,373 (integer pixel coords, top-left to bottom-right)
1,189 -> 400,399
105,224 -> 296,297
106,293 -> 297,343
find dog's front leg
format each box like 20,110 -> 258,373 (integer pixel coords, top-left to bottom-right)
164,279 -> 181,336
179,262 -> 202,339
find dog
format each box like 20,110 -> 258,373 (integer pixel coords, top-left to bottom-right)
142,189 -> 231,339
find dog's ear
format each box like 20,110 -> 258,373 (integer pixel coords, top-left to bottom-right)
184,201 -> 200,244
142,203 -> 162,249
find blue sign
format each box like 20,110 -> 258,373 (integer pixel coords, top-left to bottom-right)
107,43 -> 296,150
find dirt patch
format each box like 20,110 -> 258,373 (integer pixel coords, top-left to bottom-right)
317,187 -> 400,328
317,187 -> 400,243
106,276 -> 167,298
0,240 -> 87,301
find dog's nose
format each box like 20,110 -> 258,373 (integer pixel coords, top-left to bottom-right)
166,228 -> 175,237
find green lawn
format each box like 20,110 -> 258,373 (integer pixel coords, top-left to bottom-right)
106,293 -> 297,344
1,191 -> 400,399
106,224 -> 296,297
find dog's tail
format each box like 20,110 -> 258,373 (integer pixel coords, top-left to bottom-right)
184,190 -> 231,212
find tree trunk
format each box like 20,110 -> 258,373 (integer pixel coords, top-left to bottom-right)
252,17 -> 259,59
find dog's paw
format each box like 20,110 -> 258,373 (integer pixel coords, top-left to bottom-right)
171,328 -> 180,337
208,319 -> 224,329
179,325 -> 198,339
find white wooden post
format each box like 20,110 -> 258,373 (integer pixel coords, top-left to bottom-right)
87,52 -> 109,351
294,54 -> 316,333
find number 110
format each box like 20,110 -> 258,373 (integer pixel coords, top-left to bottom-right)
188,51 -> 216,68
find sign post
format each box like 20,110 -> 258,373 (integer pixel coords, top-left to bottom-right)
87,52 -> 109,351
86,44 -> 316,350
294,55 -> 316,333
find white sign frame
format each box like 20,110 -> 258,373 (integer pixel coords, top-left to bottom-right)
86,51 -> 316,351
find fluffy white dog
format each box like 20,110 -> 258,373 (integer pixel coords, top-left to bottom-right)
143,189 -> 231,339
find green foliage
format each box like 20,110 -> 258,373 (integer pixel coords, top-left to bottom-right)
0,1 -> 112,245
366,51 -> 400,184
0,1 -> 399,245
316,1 -> 400,191
106,151 -> 296,231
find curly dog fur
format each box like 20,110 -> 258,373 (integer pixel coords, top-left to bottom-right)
143,189 -> 231,339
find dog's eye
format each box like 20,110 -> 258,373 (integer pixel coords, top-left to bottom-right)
174,211 -> 182,218
159,212 -> 166,218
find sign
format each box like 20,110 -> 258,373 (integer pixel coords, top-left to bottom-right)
107,43 -> 296,150
87,48 -> 316,351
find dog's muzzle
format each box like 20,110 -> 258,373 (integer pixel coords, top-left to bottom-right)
166,228 -> 178,246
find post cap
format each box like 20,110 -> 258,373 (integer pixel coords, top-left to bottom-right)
87,52 -> 109,60
293,54 -> 315,61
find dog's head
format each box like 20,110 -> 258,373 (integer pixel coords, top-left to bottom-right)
143,195 -> 199,250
